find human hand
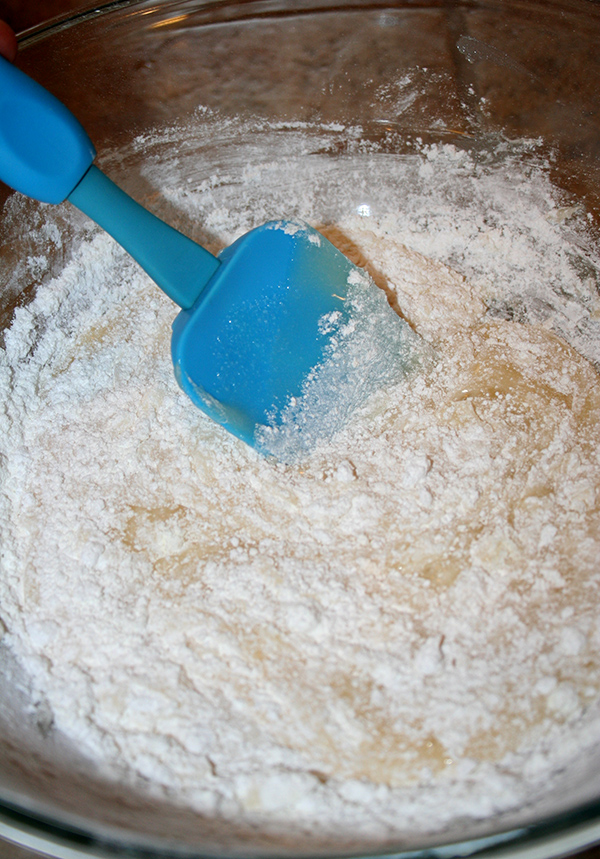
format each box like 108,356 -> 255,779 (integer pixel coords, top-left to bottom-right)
0,20 -> 17,63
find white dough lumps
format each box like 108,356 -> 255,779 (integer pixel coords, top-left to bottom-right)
1,124 -> 600,841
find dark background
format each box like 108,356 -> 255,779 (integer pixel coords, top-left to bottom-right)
0,0 -> 87,32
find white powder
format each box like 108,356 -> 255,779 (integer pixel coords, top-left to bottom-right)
1,120 -> 600,842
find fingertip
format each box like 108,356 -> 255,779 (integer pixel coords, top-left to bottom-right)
0,20 -> 18,63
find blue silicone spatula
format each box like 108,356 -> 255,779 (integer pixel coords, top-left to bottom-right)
0,56 -> 420,458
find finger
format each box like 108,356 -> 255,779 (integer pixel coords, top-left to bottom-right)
0,20 -> 18,63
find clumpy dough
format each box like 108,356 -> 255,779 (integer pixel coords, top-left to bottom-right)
1,136 -> 600,838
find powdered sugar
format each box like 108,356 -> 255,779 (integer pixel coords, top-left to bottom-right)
1,120 -> 600,844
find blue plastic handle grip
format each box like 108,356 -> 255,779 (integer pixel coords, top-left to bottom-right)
0,55 -> 95,203
0,55 -> 220,308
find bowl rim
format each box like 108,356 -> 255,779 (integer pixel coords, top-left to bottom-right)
2,789 -> 600,859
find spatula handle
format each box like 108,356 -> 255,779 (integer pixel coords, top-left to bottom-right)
0,55 -> 220,310
69,166 -> 220,310
0,55 -> 95,203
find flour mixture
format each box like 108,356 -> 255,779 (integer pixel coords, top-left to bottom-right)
1,121 -> 600,838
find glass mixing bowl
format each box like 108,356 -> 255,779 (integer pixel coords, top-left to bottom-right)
1,1 -> 600,857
